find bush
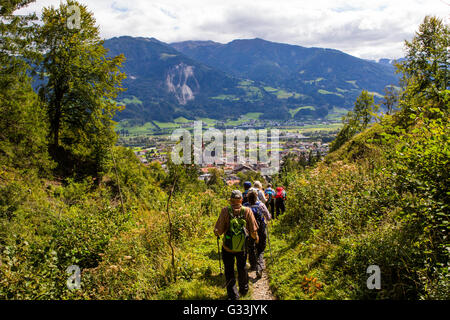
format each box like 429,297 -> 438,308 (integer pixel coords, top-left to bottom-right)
268,105 -> 449,299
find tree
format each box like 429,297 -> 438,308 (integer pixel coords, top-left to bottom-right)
315,149 -> 322,163
0,0 -> 37,60
36,1 -> 126,176
329,122 -> 355,152
307,149 -> 315,166
297,152 -> 307,168
397,16 -> 449,111
352,90 -> 377,129
382,86 -> 399,115
164,149 -> 202,195
0,0 -> 51,171
207,168 -> 225,192
330,90 -> 377,152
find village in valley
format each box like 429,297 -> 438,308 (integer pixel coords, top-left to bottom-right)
119,118 -> 338,185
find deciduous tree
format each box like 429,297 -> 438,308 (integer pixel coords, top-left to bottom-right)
36,1 -> 126,176
397,16 -> 449,112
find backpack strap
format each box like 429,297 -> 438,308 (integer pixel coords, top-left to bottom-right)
239,207 -> 245,219
228,206 -> 245,219
227,206 -> 233,218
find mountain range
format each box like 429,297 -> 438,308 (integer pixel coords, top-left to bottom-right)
104,36 -> 400,123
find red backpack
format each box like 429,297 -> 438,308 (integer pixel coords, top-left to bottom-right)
275,187 -> 286,200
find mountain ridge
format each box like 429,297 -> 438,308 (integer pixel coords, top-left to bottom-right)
104,36 -> 400,123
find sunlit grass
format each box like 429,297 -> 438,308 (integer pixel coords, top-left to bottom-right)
289,106 -> 316,118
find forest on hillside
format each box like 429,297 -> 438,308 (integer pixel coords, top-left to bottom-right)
0,0 -> 448,300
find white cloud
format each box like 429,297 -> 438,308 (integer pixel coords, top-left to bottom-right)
18,0 -> 450,59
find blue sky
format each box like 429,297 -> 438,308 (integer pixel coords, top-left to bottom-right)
19,0 -> 450,60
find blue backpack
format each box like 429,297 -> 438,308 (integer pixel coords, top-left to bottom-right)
265,188 -> 275,202
244,201 -> 266,234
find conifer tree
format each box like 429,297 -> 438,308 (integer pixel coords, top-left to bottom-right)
0,0 -> 50,170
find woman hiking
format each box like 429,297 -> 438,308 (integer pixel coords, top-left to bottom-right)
275,186 -> 287,218
214,190 -> 259,300
264,184 -> 276,217
253,181 -> 267,204
244,189 -> 271,279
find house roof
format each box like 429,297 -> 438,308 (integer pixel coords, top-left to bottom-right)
227,180 -> 240,186
232,164 -> 256,173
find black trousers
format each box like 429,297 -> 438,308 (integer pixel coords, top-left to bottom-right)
222,247 -> 248,300
267,199 -> 275,217
247,230 -> 267,273
275,198 -> 285,218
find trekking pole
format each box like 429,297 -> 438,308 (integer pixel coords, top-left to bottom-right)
217,236 -> 229,289
217,236 -> 223,275
266,225 -> 274,265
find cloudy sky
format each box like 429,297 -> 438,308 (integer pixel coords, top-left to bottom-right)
19,0 -> 450,60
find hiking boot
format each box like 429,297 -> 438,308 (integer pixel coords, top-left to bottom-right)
239,289 -> 248,297
246,263 -> 257,271
256,270 -> 262,279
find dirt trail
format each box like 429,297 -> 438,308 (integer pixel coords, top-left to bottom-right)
248,260 -> 275,300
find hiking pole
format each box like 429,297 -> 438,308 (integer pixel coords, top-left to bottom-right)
217,236 -> 223,275
266,225 -> 274,266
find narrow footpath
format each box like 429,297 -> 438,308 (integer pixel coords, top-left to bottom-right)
249,260 -> 275,300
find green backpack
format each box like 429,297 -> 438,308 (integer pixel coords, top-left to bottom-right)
223,207 -> 247,252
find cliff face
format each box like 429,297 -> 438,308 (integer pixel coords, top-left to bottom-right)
166,63 -> 200,105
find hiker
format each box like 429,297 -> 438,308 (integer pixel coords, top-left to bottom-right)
242,181 -> 252,204
244,189 -> 271,279
264,184 -> 276,217
214,190 -> 259,300
275,187 -> 287,218
253,181 -> 267,204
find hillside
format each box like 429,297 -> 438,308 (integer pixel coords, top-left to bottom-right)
171,38 -> 400,116
104,36 -> 273,122
264,15 -> 449,298
103,37 -> 399,123
266,105 -> 448,299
